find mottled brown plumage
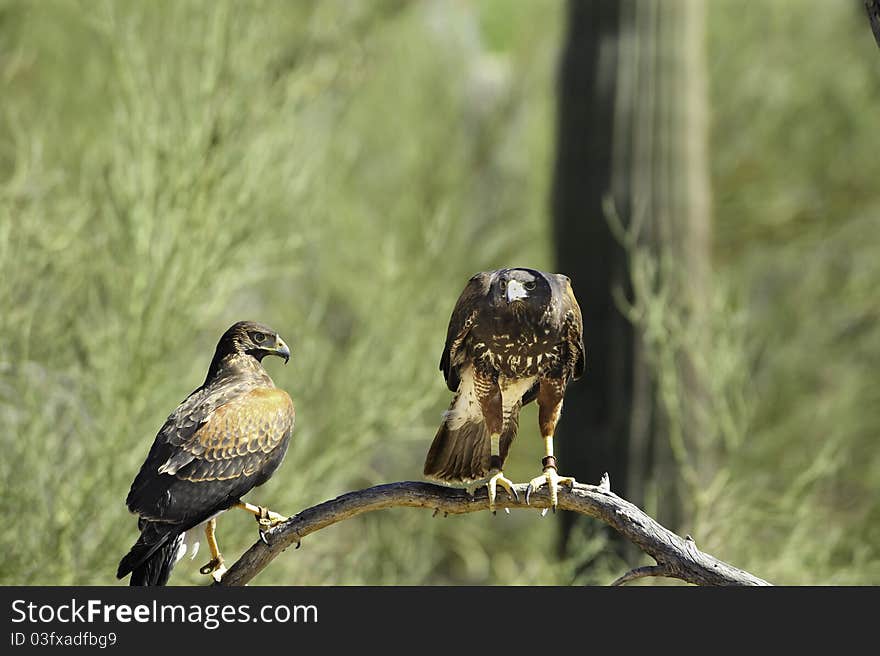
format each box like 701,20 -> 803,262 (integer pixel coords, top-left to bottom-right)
424,268 -> 585,510
117,321 -> 294,585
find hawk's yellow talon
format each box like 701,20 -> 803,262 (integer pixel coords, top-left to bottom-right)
211,564 -> 228,582
236,502 -> 287,534
199,555 -> 225,577
526,469 -> 576,509
486,470 -> 517,512
257,508 -> 287,530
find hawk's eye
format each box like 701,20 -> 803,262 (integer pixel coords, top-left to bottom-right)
252,332 -> 266,344
524,281 -> 536,291
499,280 -> 507,292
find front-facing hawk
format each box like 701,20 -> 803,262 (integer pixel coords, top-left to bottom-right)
117,321 -> 295,585
424,268 -> 585,511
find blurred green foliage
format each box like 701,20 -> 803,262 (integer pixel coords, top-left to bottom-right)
0,0 -> 877,586
0,0 -> 569,585
703,0 -> 880,584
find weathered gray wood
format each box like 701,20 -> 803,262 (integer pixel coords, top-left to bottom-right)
218,478 -> 769,587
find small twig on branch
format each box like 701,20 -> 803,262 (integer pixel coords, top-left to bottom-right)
610,565 -> 670,586
218,479 -> 770,587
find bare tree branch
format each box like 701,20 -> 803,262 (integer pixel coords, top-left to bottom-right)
217,478 -> 770,587
867,0 -> 880,48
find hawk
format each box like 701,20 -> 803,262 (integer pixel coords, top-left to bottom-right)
116,321 -> 295,585
424,268 -> 585,511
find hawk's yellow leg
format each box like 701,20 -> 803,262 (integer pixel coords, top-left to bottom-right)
199,518 -> 227,581
526,435 -> 576,510
486,433 -> 518,513
235,502 -> 287,532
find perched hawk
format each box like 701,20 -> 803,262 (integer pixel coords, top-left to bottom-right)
424,268 -> 585,511
117,321 -> 294,585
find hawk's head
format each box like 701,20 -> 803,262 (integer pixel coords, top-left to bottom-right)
218,321 -> 291,364
491,268 -> 552,315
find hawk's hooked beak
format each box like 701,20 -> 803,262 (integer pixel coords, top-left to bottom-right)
506,279 -> 528,303
275,338 -> 291,364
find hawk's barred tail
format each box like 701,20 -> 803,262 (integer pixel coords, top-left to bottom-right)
423,415 -> 516,484
117,523 -> 183,586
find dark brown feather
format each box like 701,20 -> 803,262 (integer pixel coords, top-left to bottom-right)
559,274 -> 586,379
439,271 -> 493,392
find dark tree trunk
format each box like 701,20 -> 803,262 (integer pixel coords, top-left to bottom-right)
551,0 -> 631,555
552,0 -> 710,556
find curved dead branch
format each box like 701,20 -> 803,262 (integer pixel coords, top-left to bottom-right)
218,475 -> 769,587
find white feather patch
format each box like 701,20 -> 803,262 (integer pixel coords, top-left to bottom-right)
500,375 -> 537,421
173,526 -> 204,569
443,366 -> 481,430
173,538 -> 187,566
444,368 -> 536,430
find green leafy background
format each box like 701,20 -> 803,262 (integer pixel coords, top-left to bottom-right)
0,0 -> 876,585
